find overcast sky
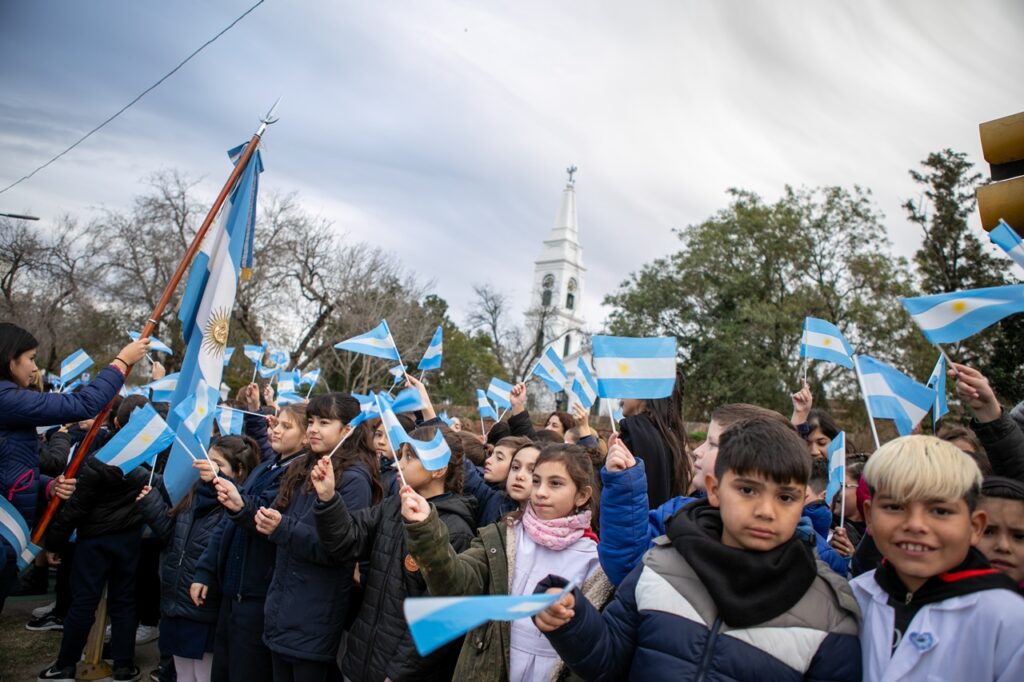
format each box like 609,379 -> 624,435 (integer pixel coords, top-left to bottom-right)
2,1 -> 1022,331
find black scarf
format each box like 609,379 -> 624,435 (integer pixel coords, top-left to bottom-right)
666,499 -> 817,628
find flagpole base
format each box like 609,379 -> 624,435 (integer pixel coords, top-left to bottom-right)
76,587 -> 112,680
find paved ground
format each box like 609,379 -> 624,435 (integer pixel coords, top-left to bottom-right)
1,592 -> 160,682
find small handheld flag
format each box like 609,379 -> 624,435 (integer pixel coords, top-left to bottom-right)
258,365 -> 280,380
592,335 -> 677,399
389,365 -> 408,384
404,582 -> 575,656
60,349 -> 93,384
147,373 -> 180,403
854,355 -> 935,437
437,411 -> 455,427
570,358 -> 598,410
299,368 -> 321,386
276,391 -> 305,406
532,364 -> 565,394
93,403 -> 175,474
825,431 -> 846,507
900,284 -> 1024,345
535,347 -> 569,389
276,370 -> 299,394
243,344 -> 266,364
418,326 -> 443,371
172,379 -> 221,437
391,387 -> 427,414
223,346 -> 235,367
926,354 -> 948,422
334,320 -> 401,361
486,378 -> 513,410
128,331 -> 173,355
376,392 -> 412,454
476,389 -> 498,421
409,428 -> 452,471
989,219 -> 1024,273
799,318 -> 854,369
215,405 -> 244,436
350,392 -> 381,428
61,377 -> 86,394
267,348 -> 289,367
0,496 -> 42,570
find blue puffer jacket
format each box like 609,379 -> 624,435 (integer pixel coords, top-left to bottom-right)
0,365 -> 124,526
462,457 -> 516,526
260,462 -> 373,662
138,475 -> 226,623
599,462 -> 850,584
803,500 -> 851,576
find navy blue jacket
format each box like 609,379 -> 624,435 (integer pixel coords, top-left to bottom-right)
139,475 -> 226,623
261,462 -> 373,662
804,500 -> 851,576
462,456 -> 516,526
0,365 -> 123,526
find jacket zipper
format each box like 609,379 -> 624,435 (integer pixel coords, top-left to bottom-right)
905,591 -> 913,605
360,508 -> 397,680
694,617 -> 722,682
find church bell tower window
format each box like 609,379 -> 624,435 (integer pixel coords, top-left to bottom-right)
541,274 -> 555,308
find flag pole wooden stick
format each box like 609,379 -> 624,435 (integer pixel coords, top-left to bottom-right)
852,355 -> 881,450
31,103 -> 278,546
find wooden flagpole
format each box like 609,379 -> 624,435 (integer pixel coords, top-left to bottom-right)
31,102 -> 279,546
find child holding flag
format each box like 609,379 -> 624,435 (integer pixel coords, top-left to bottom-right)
310,426 -> 476,682
401,444 -> 612,681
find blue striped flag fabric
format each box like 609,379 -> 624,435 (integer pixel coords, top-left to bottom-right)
215,405 -> 245,436
990,219 -> 1024,273
0,496 -> 42,570
418,326 -> 443,371
94,402 -> 175,474
900,284 -> 1024,345
592,335 -> 677,399
799,317 -> 854,369
476,389 -> 498,421
855,355 -> 935,436
127,331 -> 173,355
60,348 -> 93,384
571,358 -> 598,409
334,320 -> 401,361
486,378 -> 513,409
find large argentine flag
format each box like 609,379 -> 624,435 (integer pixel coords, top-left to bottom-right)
418,326 -> 443,371
335,320 -> 401,361
405,582 -> 574,656
855,355 -> 935,436
486,378 -> 513,409
800,317 -> 854,369
60,349 -> 93,384
825,431 -> 846,507
990,220 -> 1024,274
571,358 -> 598,409
592,335 -> 677,399
0,496 -> 42,570
926,354 -> 948,421
94,402 -> 175,474
900,284 -> 1024,344
165,141 -> 263,503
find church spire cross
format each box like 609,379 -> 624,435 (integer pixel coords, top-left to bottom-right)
566,165 -> 578,185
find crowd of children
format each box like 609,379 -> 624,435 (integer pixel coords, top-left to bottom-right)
2,320 -> 1024,681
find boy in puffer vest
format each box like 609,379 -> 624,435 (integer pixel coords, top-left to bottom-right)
851,436 -> 1024,681
534,415 -> 861,681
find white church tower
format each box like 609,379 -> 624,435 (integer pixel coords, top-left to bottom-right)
525,166 -> 586,410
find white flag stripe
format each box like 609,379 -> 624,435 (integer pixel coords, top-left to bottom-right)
593,356 -> 677,380
404,595 -> 467,622
422,345 -> 442,360
353,336 -> 396,350
909,297 -> 1010,330
0,506 -> 30,552
105,419 -> 170,469
804,330 -> 847,350
861,372 -> 930,425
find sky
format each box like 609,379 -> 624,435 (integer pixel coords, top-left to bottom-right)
2,1 -> 1023,332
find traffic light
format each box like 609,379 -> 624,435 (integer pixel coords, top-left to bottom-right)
977,111 -> 1024,232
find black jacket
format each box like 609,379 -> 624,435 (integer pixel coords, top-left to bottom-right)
973,409 -> 1024,483
46,455 -> 148,549
620,413 -> 675,509
508,410 -> 538,440
138,476 -> 226,623
315,491 -> 477,681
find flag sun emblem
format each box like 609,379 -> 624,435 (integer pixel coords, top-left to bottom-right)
202,308 -> 231,356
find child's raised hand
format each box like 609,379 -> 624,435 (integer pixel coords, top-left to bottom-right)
400,485 -> 430,523
263,384 -> 276,408
790,380 -> 812,425
510,383 -> 527,414
213,476 -> 243,512
150,361 -> 166,381
311,455 -> 335,502
951,362 -> 1001,423
534,589 -> 576,632
604,433 -> 636,472
829,527 -> 855,557
190,582 -> 208,607
193,458 -> 219,482
254,506 -> 282,536
572,402 -> 592,436
135,485 -> 152,502
405,373 -> 436,419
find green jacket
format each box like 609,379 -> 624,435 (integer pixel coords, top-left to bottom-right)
405,508 -> 614,682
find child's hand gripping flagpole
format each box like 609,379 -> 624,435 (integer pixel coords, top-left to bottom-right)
30,101 -> 279,547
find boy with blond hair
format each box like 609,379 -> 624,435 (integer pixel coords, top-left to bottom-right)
853,435 -> 1024,681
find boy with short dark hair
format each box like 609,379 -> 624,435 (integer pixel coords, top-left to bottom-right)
852,436 -> 1024,680
535,416 -> 861,681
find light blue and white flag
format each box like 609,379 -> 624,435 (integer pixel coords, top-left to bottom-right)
391,387 -> 427,414
258,365 -> 280,380
60,348 -> 93,384
275,391 -> 305,406
571,358 -> 598,410
990,219 -> 1024,273
350,392 -> 380,427
166,139 -> 263,503
404,582 -> 574,656
799,318 -> 854,369
825,431 -> 846,507
223,346 -> 235,367
531,365 -> 564,394
128,331 -> 173,356
376,392 -> 411,452
410,428 -> 452,471
418,326 -> 443,371
438,411 -> 455,427
926,354 -> 948,422
94,402 -> 175,474
147,373 -> 180,403
334,320 -> 401,361
121,385 -> 149,397
277,370 -> 299,394
172,378 -> 220,437
855,355 -> 935,437
900,284 -> 1024,345
243,344 -> 266,365
61,377 -> 86,394
0,496 -> 42,570
592,335 -> 677,399
215,405 -> 244,436
389,364 -> 408,384
535,347 -> 569,389
476,389 -> 498,421
299,368 -> 321,386
486,378 -> 513,410
267,348 -> 289,368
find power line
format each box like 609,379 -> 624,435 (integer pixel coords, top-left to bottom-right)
0,0 -> 267,196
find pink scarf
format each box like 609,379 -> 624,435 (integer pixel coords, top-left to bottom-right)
521,503 -> 593,551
